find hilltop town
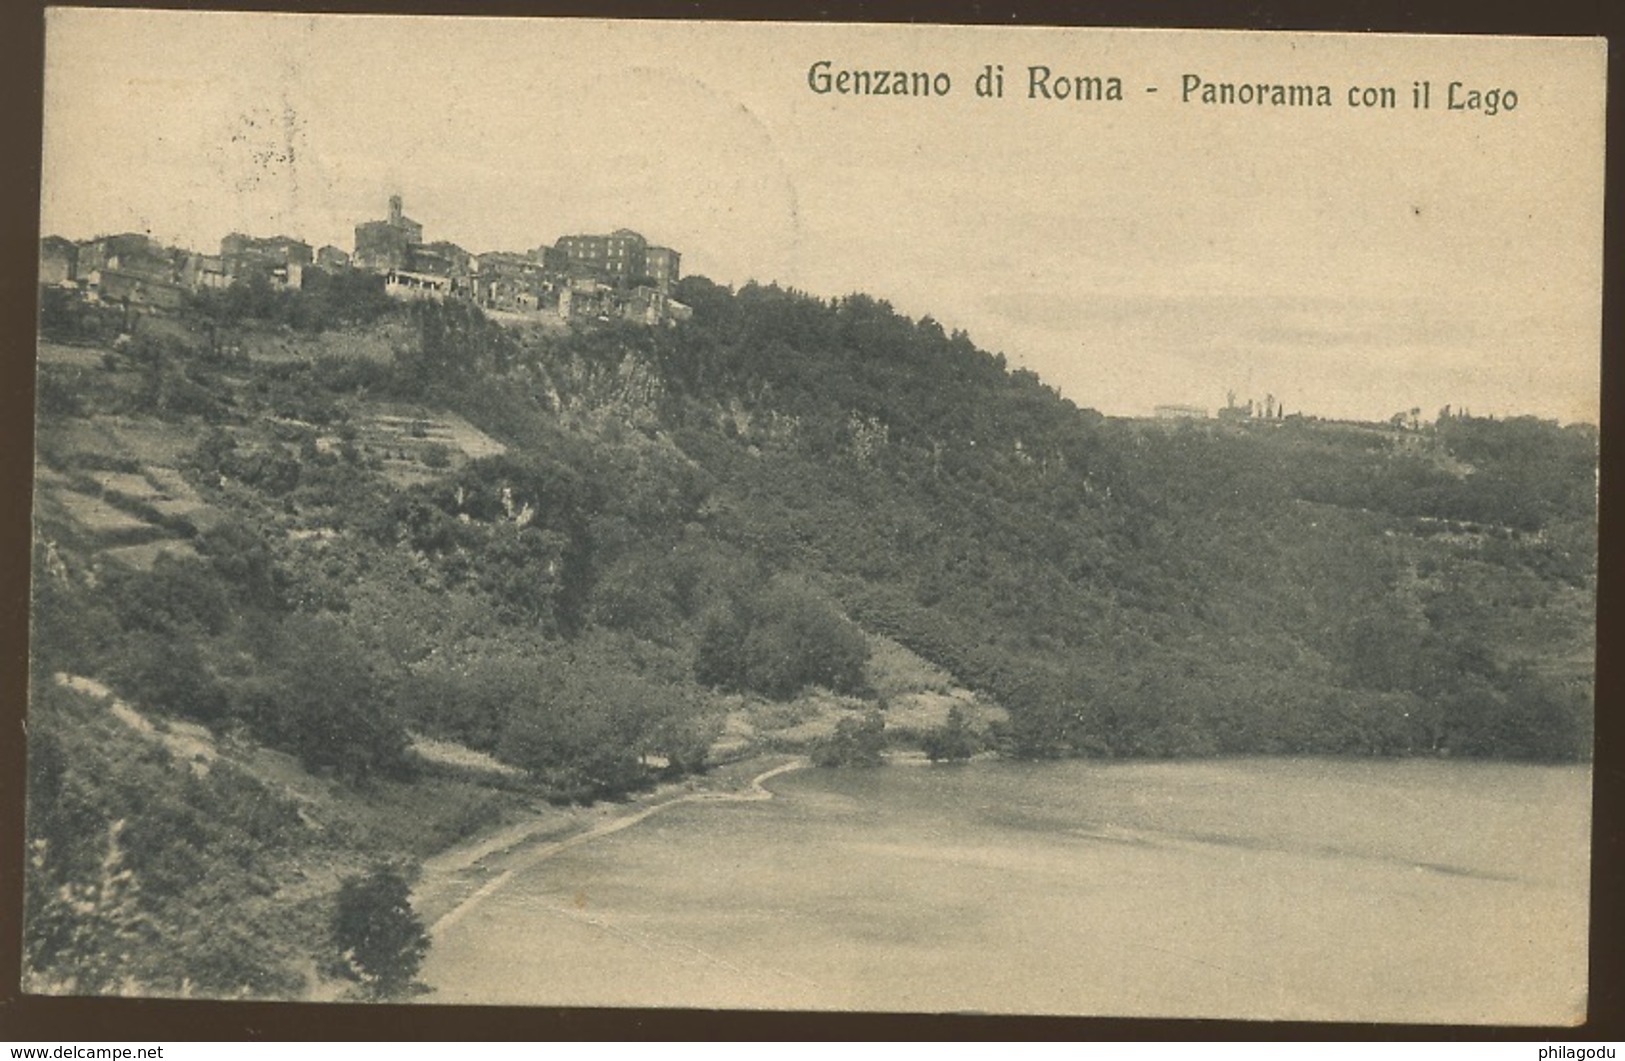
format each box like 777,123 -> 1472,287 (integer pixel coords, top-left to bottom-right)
38,195 -> 691,327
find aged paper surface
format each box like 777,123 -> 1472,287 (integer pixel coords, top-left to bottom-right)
29,11 -> 1602,1024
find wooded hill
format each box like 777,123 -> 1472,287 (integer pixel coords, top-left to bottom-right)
26,272 -> 1595,996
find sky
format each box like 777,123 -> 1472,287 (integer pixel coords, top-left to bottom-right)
39,11 -> 1607,423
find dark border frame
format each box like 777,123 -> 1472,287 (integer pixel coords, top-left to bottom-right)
2,0 -> 1619,1042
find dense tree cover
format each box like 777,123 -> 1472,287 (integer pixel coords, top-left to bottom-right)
33,540 -> 415,784
640,280 -> 1594,762
26,264 -> 1597,1000
107,278 -> 1598,763
24,682 -> 313,997
695,574 -> 870,700
390,630 -> 714,801
32,294 -> 740,797
38,286 -> 127,344
184,269 -> 396,335
33,276 -> 1595,806
393,299 -> 521,391
365,452 -> 602,632
40,329 -> 242,425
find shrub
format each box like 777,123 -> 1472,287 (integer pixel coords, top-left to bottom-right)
922,704 -> 979,762
331,864 -> 429,998
111,633 -> 229,724
197,518 -> 284,610
36,368 -> 87,417
105,555 -> 233,637
811,710 -> 887,768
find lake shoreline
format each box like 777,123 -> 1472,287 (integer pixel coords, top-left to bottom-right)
410,749 -> 1588,933
411,752 -> 807,940
412,755 -> 1590,1020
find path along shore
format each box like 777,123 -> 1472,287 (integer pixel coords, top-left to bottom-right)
413,757 -> 807,936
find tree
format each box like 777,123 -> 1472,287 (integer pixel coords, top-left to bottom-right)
111,633 -> 229,724
197,518 -> 284,610
494,658 -> 657,801
695,577 -> 870,700
331,863 -> 429,998
811,710 -> 887,768
395,299 -> 519,391
258,615 -> 410,783
922,704 -> 979,762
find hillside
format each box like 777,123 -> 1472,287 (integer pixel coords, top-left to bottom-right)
25,276 -> 1596,997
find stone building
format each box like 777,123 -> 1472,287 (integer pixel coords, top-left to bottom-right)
354,194 -> 423,272
645,245 -> 681,292
183,253 -> 230,290
38,236 -> 78,286
99,269 -> 186,310
76,233 -> 171,281
383,269 -> 452,301
220,233 -> 313,287
555,227 -> 669,282
1154,404 -> 1209,420
316,245 -> 351,270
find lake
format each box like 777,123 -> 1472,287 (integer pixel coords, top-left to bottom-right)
418,756 -> 1591,1023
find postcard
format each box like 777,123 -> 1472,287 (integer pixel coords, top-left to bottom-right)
27,10 -> 1603,1025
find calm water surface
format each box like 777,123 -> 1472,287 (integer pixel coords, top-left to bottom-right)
420,757 -> 1590,1022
